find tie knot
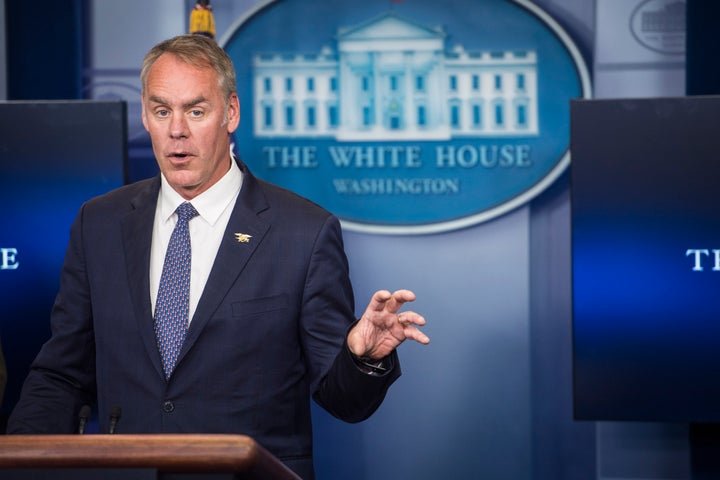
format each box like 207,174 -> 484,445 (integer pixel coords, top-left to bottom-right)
175,202 -> 198,223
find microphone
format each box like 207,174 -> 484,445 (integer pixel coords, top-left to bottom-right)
77,405 -> 91,434
108,406 -> 122,434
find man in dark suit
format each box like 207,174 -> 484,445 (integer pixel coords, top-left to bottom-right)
7,34 -> 429,479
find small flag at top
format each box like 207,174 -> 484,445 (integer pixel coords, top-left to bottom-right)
189,0 -> 216,39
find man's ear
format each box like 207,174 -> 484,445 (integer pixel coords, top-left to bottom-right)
226,93 -> 240,134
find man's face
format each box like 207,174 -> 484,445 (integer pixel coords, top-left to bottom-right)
142,53 -> 240,199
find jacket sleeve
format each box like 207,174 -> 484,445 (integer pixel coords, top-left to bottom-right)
300,215 -> 401,423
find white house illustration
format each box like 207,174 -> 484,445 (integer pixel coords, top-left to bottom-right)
252,13 -> 539,141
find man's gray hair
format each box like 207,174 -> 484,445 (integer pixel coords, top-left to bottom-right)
140,34 -> 237,102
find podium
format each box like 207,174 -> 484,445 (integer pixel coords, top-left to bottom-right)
0,434 -> 301,479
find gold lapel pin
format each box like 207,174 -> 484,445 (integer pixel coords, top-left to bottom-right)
234,233 -> 253,243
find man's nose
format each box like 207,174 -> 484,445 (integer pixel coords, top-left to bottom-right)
170,114 -> 189,138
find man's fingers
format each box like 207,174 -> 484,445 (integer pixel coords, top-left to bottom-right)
368,290 -> 393,312
398,311 -> 425,327
391,289 -> 416,304
367,289 -> 416,314
403,325 -> 431,345
383,289 -> 416,314
398,311 -> 429,345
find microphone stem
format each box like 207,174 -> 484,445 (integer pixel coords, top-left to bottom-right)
108,406 -> 122,434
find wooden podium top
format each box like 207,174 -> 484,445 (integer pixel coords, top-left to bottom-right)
0,434 -> 300,479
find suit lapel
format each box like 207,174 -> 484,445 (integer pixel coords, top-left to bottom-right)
179,165 -> 271,364
120,177 -> 166,379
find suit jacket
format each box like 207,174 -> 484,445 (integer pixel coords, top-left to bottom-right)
8,160 -> 400,479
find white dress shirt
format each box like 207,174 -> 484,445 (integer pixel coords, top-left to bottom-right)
149,159 -> 243,324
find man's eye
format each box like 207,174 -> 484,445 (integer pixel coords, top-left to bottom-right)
190,110 -> 204,117
156,109 -> 169,117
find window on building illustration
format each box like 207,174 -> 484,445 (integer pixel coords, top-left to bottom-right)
362,106 -> 372,126
449,75 -> 458,92
416,75 -> 425,92
494,102 -> 504,126
307,77 -> 315,93
362,76 -> 370,92
494,75 -> 502,90
417,105 -> 426,126
390,75 -> 398,91
516,103 -> 528,128
472,104 -> 482,127
517,74 -> 525,91
450,103 -> 461,129
285,105 -> 295,128
263,77 -> 272,93
285,77 -> 293,93
389,112 -> 401,130
328,104 -> 339,128
307,105 -> 316,128
263,105 -> 273,128
472,75 -> 480,91
330,77 -> 338,92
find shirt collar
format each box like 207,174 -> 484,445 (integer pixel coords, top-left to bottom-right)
159,158 -> 243,226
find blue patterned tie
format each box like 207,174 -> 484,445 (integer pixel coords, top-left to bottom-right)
154,202 -> 198,379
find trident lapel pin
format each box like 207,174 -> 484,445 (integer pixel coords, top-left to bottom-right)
234,233 -> 252,243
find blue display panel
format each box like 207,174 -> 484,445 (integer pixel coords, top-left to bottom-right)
0,101 -> 126,419
571,96 -> 720,422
